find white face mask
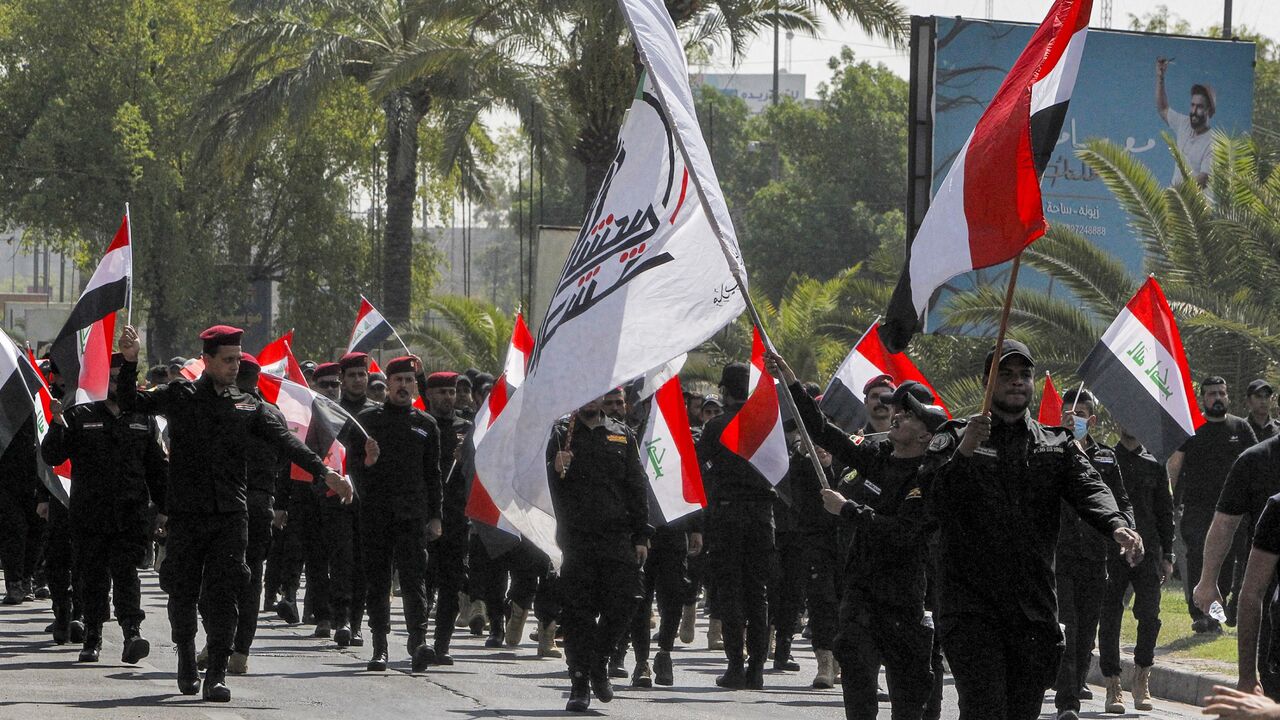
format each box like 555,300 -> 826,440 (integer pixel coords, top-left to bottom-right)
1072,415 -> 1089,441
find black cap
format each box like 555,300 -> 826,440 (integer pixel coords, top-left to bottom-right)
701,394 -> 724,410
167,356 -> 187,370
891,381 -> 935,407
1248,379 -> 1273,397
892,385 -> 948,433
983,339 -> 1035,373
368,372 -> 387,388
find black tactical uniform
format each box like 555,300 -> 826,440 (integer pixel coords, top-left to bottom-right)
1099,442 -> 1174,682
233,393 -> 291,659
117,357 -> 331,698
697,400 -> 776,687
921,413 -> 1133,719
548,413 -> 650,709
791,384 -> 934,718
426,409 -> 473,659
346,399 -> 443,670
1054,438 -> 1134,715
780,431 -> 842,663
0,418 -> 43,603
770,452 -> 812,672
41,399 -> 167,662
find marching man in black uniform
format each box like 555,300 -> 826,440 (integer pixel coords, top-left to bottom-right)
769,351 -> 941,719
346,356 -> 443,673
549,393 -> 651,712
40,352 -> 168,665
116,324 -> 352,702
919,340 -> 1142,719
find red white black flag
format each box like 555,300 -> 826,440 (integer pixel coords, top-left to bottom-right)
50,214 -> 132,404
881,0 -> 1093,352
347,296 -> 395,354
1077,277 -> 1203,461
821,321 -> 949,434
258,331 -> 307,386
719,326 -> 788,486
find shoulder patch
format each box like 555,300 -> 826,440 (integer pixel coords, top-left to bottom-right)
928,434 -> 952,453
905,487 -> 923,500
850,434 -> 865,446
234,402 -> 256,412
607,434 -> 628,444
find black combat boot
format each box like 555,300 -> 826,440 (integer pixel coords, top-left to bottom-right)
121,624 -> 151,664
744,658 -> 765,690
433,638 -> 454,666
51,601 -> 70,645
367,632 -> 389,672
68,618 -> 85,644
176,641 -> 201,695
77,626 -> 102,662
566,670 -> 592,712
409,629 -> 435,672
772,635 -> 799,671
589,661 -> 615,703
717,626 -> 747,689
202,652 -> 232,702
334,622 -> 351,647
654,650 -> 674,686
275,598 -> 300,625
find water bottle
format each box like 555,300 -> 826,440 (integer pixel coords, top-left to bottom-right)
1208,600 -> 1228,623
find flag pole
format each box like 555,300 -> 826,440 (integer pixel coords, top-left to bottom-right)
125,203 -> 134,327
620,15 -> 829,491
979,254 -> 1023,415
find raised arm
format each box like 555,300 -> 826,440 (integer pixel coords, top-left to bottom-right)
1156,57 -> 1171,123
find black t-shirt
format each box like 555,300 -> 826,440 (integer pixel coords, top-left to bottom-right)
1251,493 -> 1280,555
1178,415 -> 1256,512
1249,416 -> 1279,444
1218,435 -> 1280,521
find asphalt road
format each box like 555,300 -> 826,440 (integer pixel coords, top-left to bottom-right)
0,570 -> 1213,720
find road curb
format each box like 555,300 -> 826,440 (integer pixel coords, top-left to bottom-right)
1086,651 -> 1234,707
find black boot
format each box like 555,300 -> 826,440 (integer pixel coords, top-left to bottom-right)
608,651 -> 628,678
589,661 -> 615,703
654,650 -> 674,686
433,638 -> 454,666
275,598 -> 300,625
772,635 -> 799,671
68,619 -> 85,644
51,602 -> 70,645
202,652 -> 232,702
566,670 -> 592,712
350,627 -> 364,647
334,622 -> 351,647
77,627 -> 102,663
176,641 -> 201,695
717,624 -> 747,689
367,632 -> 389,672
410,630 -> 435,672
744,659 -> 765,690
484,606 -> 505,648
121,625 -> 151,664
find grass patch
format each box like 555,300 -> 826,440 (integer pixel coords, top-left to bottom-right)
1113,580 -> 1237,667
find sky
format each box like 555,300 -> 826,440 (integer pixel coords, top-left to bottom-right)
698,0 -> 1275,97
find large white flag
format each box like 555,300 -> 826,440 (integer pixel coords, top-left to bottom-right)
472,0 -> 746,562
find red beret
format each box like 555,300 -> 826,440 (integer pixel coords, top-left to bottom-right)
239,352 -> 260,371
313,362 -> 340,380
338,351 -> 369,371
862,373 -> 896,396
426,371 -> 459,390
385,356 -> 416,375
200,325 -> 244,353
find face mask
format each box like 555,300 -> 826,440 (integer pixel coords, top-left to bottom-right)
1072,415 -> 1089,441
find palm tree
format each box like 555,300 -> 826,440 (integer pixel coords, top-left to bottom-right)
401,295 -> 515,374
197,0 -> 556,324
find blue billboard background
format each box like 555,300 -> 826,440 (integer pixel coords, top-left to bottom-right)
926,17 -> 1255,329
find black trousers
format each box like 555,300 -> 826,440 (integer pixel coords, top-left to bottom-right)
940,614 -> 1063,720
626,537 -> 688,662
707,501 -> 774,664
75,526 -> 147,630
1099,552 -> 1162,675
0,485 -> 43,591
44,502 -> 81,621
1182,507 -> 1232,622
234,500 -> 274,654
835,605 -> 934,720
363,515 -> 429,639
427,532 -> 468,647
161,513 -> 249,657
1054,556 -> 1107,712
771,531 -> 807,653
318,502 -> 364,629
296,498 -> 330,621
469,536 -> 544,630
560,550 -> 641,675
802,533 -> 841,651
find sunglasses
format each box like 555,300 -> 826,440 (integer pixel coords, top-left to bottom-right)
318,380 -> 341,389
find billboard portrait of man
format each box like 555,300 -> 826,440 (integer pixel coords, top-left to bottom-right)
1156,56 -> 1216,188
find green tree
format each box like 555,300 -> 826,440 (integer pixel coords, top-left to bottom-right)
401,295 -> 515,374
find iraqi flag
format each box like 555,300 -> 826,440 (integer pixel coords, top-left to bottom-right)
719,326 -> 788,486
49,214 -> 132,404
24,348 -> 71,506
0,330 -> 42,460
1037,372 -> 1064,426
1077,277 -> 1204,462
258,331 -> 307,385
258,371 -> 351,483
641,374 -> 705,522
466,312 -> 535,539
880,0 -> 1093,352
347,296 -> 395,354
821,321 -> 949,434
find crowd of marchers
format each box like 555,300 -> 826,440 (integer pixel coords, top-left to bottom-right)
3,326 -> 1280,719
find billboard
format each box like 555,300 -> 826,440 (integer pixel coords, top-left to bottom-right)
691,72 -> 806,114
912,17 -> 1255,329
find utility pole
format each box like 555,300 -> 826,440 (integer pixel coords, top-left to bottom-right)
1223,0 -> 1233,37
771,6 -> 780,107
1101,0 -> 1112,28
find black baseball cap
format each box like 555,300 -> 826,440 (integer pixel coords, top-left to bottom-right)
891,382 -> 948,433
1248,379 -> 1273,397
983,339 -> 1035,373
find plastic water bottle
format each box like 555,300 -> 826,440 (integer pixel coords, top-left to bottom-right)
1209,600 -> 1228,623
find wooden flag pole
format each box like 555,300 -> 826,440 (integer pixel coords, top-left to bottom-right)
124,203 -> 134,327
980,254 -> 1023,415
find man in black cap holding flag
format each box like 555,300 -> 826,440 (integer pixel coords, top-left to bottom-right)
117,324 -> 352,702
918,339 -> 1142,720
